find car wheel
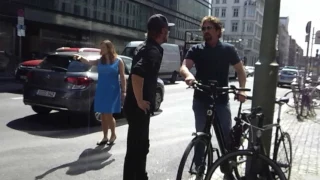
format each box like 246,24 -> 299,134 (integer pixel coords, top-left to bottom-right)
31,105 -> 52,114
154,90 -> 163,111
170,71 -> 178,84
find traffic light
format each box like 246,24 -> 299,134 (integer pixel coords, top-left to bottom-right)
316,49 -> 319,57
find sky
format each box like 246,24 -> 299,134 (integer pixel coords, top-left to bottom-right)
280,0 -> 320,56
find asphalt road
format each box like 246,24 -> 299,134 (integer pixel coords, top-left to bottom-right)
0,77 -> 291,180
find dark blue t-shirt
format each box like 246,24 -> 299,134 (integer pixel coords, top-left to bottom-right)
185,41 -> 240,104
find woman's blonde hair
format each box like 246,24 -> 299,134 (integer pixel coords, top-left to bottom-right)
100,40 -> 118,64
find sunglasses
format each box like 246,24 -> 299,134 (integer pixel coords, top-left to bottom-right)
201,26 -> 214,31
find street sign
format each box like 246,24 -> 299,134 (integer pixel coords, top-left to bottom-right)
17,9 -> 24,17
16,24 -> 25,37
306,21 -> 312,34
314,31 -> 320,44
17,9 -> 25,37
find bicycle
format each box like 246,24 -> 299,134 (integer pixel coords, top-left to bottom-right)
176,80 -> 251,180
204,97 -> 291,180
284,78 -> 319,119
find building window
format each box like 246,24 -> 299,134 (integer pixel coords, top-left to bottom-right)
233,8 -> 239,17
231,22 -> 238,32
220,21 -> 225,28
234,0 -> 239,3
216,0 -> 220,4
215,8 -> 220,17
74,5 -> 81,15
221,8 -> 226,17
222,0 -> 226,3
247,22 -> 254,32
242,22 -> 245,32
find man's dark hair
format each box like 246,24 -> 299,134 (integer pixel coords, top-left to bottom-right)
201,16 -> 223,38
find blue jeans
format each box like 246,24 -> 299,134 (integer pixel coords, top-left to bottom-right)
192,98 -> 232,167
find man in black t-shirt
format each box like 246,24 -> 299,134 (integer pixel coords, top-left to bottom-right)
123,14 -> 174,180
180,16 -> 247,177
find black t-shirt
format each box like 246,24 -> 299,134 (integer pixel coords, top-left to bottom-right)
124,38 -> 163,112
185,41 -> 240,104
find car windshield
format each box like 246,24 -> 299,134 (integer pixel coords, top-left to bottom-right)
38,55 -> 91,72
281,70 -> 298,76
121,47 -> 136,58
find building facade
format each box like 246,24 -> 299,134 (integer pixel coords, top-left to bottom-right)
212,0 -> 264,66
277,23 -> 290,66
0,0 -> 210,76
288,36 -> 303,67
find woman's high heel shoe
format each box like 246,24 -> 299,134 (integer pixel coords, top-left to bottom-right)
108,136 -> 117,145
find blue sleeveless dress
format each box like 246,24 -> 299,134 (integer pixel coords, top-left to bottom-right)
94,58 -> 121,114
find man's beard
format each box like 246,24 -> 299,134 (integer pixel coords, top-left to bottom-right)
204,33 -> 212,42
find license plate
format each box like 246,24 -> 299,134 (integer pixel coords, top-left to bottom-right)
36,89 -> 56,98
20,75 -> 27,80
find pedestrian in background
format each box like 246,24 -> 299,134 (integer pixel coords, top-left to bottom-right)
74,40 -> 126,146
123,14 -> 174,180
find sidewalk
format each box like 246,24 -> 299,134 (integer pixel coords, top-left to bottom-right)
280,106 -> 320,180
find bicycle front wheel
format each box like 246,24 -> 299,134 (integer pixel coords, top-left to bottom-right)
176,136 -> 216,180
274,132 -> 293,180
205,150 -> 287,180
284,90 -> 300,108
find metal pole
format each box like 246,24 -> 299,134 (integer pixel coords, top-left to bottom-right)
299,26 -> 311,119
311,27 -> 315,57
251,0 -> 281,156
19,36 -> 22,61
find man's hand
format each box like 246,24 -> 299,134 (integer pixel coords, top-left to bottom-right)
237,91 -> 247,103
185,74 -> 196,86
137,100 -> 150,114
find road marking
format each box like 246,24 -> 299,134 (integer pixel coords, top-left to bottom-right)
11,97 -> 23,100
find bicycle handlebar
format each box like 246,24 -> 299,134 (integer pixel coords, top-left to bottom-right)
188,80 -> 251,95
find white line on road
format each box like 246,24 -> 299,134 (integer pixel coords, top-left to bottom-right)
11,97 -> 23,100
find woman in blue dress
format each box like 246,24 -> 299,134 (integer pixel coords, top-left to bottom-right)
74,40 -> 126,145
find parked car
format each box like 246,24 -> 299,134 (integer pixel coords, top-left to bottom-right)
15,48 -> 101,83
278,68 -> 300,87
245,66 -> 255,77
23,52 -> 165,125
15,59 -> 43,82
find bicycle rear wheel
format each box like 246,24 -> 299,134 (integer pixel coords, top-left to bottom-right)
205,150 -> 287,180
274,132 -> 292,180
176,136 -> 217,180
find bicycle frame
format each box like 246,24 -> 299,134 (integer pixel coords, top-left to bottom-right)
202,94 -> 245,158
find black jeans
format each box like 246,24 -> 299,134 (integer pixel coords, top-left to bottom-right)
123,106 -> 150,180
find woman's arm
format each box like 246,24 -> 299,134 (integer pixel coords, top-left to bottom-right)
118,58 -> 127,93
74,54 -> 98,66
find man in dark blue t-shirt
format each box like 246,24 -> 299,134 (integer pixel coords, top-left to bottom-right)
180,15 -> 247,176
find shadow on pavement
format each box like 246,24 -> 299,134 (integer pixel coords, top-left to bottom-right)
35,145 -> 114,179
6,109 -> 163,139
6,111 -> 126,139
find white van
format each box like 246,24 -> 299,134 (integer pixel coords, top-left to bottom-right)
122,41 -> 181,83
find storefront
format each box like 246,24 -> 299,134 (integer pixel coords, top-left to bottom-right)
0,21 -> 16,74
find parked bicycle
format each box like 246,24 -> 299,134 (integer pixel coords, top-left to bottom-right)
176,80 -> 251,180
204,96 -> 292,180
284,77 -> 320,119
